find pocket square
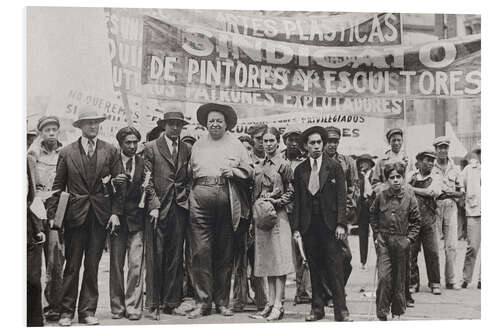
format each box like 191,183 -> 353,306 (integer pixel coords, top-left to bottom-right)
330,179 -> 336,184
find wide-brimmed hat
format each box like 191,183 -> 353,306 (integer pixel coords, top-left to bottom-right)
356,153 -> 377,168
157,110 -> 190,127
37,115 -> 60,131
300,126 -> 328,146
197,103 -> 237,131
72,106 -> 106,128
181,135 -> 196,145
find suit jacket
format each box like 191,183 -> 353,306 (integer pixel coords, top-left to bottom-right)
143,135 -> 191,224
113,154 -> 146,232
47,138 -> 121,228
292,154 -> 347,235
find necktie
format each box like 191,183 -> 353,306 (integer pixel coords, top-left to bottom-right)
172,139 -> 178,166
87,139 -> 95,157
125,158 -> 133,178
308,158 -> 320,195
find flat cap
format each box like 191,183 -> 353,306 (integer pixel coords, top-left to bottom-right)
37,115 -> 60,131
325,126 -> 341,139
433,136 -> 451,147
386,128 -> 403,142
416,149 -> 437,160
282,124 -> 302,140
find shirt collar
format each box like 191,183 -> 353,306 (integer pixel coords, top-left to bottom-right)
81,136 -> 96,147
388,187 -> 405,199
121,152 -> 135,164
264,153 -> 280,166
164,133 -> 177,145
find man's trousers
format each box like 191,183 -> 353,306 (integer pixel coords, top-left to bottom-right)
109,225 -> 144,316
436,199 -> 458,285
462,216 -> 481,284
376,233 -> 410,318
409,223 -> 441,289
42,226 -> 64,317
358,200 -> 371,265
155,205 -> 188,309
27,243 -> 43,326
303,215 -> 349,320
188,184 -> 234,309
60,209 -> 107,319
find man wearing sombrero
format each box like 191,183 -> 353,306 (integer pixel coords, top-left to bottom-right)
291,126 -> 351,322
187,103 -> 254,319
46,106 -> 121,326
142,109 -> 192,317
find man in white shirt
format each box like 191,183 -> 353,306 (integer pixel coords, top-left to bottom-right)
460,145 -> 481,289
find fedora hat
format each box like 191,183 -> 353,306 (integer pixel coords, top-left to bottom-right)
157,110 -> 190,127
72,105 -> 106,128
300,126 -> 328,146
197,103 -> 237,131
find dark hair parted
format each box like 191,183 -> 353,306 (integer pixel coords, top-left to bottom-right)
383,161 -> 406,180
116,126 -> 142,145
262,127 -> 281,143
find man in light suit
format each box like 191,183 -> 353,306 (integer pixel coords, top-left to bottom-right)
47,106 -> 121,326
109,126 -> 147,321
292,126 -> 351,322
143,110 -> 191,316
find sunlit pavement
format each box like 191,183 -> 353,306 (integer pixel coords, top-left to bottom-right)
42,234 -> 480,326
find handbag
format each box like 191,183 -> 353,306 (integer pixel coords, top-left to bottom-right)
253,198 -> 278,231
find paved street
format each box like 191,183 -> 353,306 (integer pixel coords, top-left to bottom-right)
42,234 -> 480,326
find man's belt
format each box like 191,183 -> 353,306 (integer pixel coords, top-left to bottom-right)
194,176 -> 228,186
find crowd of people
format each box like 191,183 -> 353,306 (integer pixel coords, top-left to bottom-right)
26,102 -> 481,326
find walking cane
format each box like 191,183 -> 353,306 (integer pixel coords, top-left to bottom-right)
293,234 -> 308,306
151,216 -> 160,321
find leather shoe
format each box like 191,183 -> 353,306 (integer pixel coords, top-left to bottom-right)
111,313 -> 125,319
78,316 -> 99,325
187,307 -> 211,319
164,306 -> 186,316
335,316 -> 353,322
128,313 -> 141,321
461,281 -> 468,289
305,312 -> 324,322
216,306 -> 234,316
58,317 -> 72,326
431,286 -> 442,295
446,283 -> 461,290
477,281 -> 481,289
44,310 -> 60,321
406,300 -> 415,308
377,315 -> 387,321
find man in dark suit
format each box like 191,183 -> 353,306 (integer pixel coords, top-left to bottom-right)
292,126 -> 351,322
143,110 -> 191,316
108,126 -> 147,320
47,106 -> 121,326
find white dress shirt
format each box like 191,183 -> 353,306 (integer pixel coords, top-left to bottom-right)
121,152 -> 136,178
81,136 -> 96,156
309,155 -> 323,172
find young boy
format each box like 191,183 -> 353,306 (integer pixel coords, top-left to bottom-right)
370,162 -> 421,321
